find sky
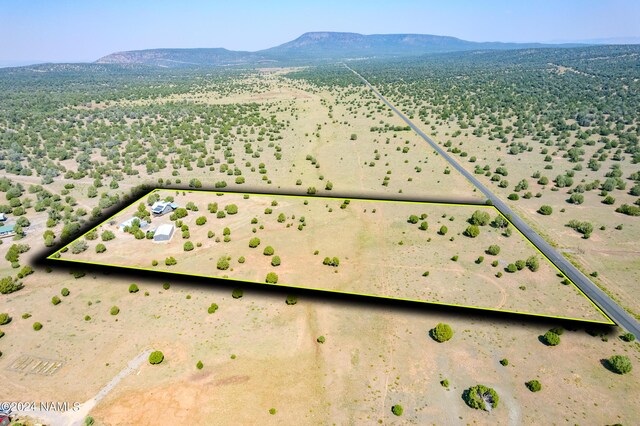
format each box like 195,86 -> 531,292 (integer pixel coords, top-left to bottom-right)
1,0 -> 639,65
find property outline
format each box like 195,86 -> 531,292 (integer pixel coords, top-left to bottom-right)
46,188 -> 615,325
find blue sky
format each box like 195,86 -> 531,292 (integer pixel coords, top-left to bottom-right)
1,0 -> 639,64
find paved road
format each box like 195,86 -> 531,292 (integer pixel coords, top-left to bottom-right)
344,63 -> 640,336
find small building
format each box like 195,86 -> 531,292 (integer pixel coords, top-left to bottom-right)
119,217 -> 149,232
153,223 -> 175,242
151,201 -> 179,216
0,212 -> 6,221
0,224 -> 15,238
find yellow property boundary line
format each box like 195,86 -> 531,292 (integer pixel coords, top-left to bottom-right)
47,187 -> 614,325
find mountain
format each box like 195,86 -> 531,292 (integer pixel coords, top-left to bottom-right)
95,32 -> 586,67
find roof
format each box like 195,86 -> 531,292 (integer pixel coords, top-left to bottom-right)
0,224 -> 15,233
151,201 -> 178,212
155,223 -> 174,236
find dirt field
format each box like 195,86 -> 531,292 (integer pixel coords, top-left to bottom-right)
55,190 -> 608,323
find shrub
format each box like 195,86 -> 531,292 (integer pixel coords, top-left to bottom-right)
208,303 -> 218,314
0,276 -> 23,294
269,408 -> 277,415
506,264 -> 517,273
538,205 -> 553,215
616,204 -> 640,216
249,237 -> 261,248
163,283 -> 170,290
195,216 -> 207,225
391,404 -> 403,416
216,257 -> 230,270
438,225 -> 448,235
408,215 -> 419,224
470,210 -> 491,226
266,272 -> 279,284
431,323 -> 453,342
543,330 -> 560,346
515,259 -> 526,270
607,355 -> 632,374
71,240 -> 88,254
52,296 -> 61,305
419,221 -> 428,231
500,358 -> 509,366
486,245 -> 500,255
196,360 -> 204,370
451,255 -> 458,261
101,230 -> 115,241
225,204 -> 238,215
33,322 -> 43,331
95,243 -> 107,253
441,379 -> 449,388
165,257 -> 177,266
285,295 -> 297,305
464,225 -> 480,238
216,210 -> 226,219
526,256 -> 539,272
183,241 -> 194,251
232,288 -> 243,299
317,336 -> 326,344
526,380 -> 542,392
463,384 -> 499,411
263,246 -> 275,256
0,313 -> 10,325
129,284 -> 139,293
149,350 -> 164,365
621,332 -> 636,342
271,256 -> 281,266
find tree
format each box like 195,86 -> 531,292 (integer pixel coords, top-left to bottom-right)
52,296 -> 61,305
277,213 -> 286,223
408,215 -> 419,224
61,287 -> 70,297
470,210 -> 491,226
217,257 -> 230,270
463,384 -> 499,411
33,322 -> 43,331
464,225 -> 480,238
526,256 -> 539,272
607,355 -> 632,374
271,256 -> 281,266
263,246 -> 274,256
543,330 -> 560,346
195,216 -> 207,225
183,241 -> 194,251
431,323 -> 453,342
391,405 -> 403,416
149,350 -> 164,365
525,380 -> 542,392
101,230 -> 115,241
0,313 -> 10,325
129,284 -> 139,293
266,272 -> 278,284
225,204 -> 238,215
419,221 -> 428,231
538,205 -> 553,215
95,243 -> 107,253
438,225 -> 448,235
249,237 -> 261,248
110,306 -> 120,315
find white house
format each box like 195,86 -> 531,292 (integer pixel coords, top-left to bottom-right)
153,223 -> 175,242
151,201 -> 179,216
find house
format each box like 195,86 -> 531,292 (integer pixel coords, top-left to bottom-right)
153,223 -> 175,242
0,213 -> 6,221
151,201 -> 178,216
118,217 -> 149,232
0,224 -> 15,238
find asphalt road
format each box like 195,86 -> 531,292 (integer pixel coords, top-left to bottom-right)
345,63 -> 640,336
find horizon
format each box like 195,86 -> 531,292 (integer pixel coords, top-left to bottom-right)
1,0 -> 640,67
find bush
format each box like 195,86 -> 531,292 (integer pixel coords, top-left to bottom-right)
621,332 -> 636,342
195,216 -> 207,226
129,284 -> 139,293
616,204 -> 640,216
238,256 -> 246,264
196,360 -> 203,370
183,241 -> 194,251
163,283 -> 170,290
271,256 -> 281,267
0,313 -> 11,325
263,246 -> 275,256
440,379 -> 449,387
208,303 -> 218,314
71,240 -> 88,254
538,205 -> 553,215
33,322 -> 43,331
486,245 -> 500,255
165,257 -> 177,266
266,272 -> 279,284
500,358 -> 509,366
391,404 -> 403,416
419,221 -> 428,231
525,380 -> 542,392
232,288 -> 243,299
431,323 -> 453,342
149,350 -> 164,365
506,264 -> 517,273
438,225 -> 448,235
249,237 -> 261,248
225,204 -> 238,215
285,295 -> 297,305
216,257 -> 230,270
408,215 -> 419,224
464,225 -> 480,238
269,408 -> 277,415
110,306 -> 120,315
463,384 -> 499,411
543,330 -> 560,346
95,243 -> 107,253
101,230 -> 115,241
0,276 -> 23,294
607,355 -> 632,374
470,210 -> 491,226
526,256 -> 539,272
52,296 -> 61,305
317,336 -> 326,344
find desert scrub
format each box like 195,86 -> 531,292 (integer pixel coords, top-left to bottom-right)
232,289 -> 243,299
525,380 -> 542,392
33,322 -> 43,331
431,323 -> 453,342
391,404 -> 403,416
607,355 -> 632,374
149,350 -> 164,365
463,384 -> 499,411
110,306 -> 120,315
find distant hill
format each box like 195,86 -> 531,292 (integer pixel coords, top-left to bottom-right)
95,31 -> 586,67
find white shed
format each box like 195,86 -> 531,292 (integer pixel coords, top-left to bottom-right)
153,223 -> 175,242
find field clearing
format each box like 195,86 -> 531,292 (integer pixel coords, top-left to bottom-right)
53,189 -> 609,323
